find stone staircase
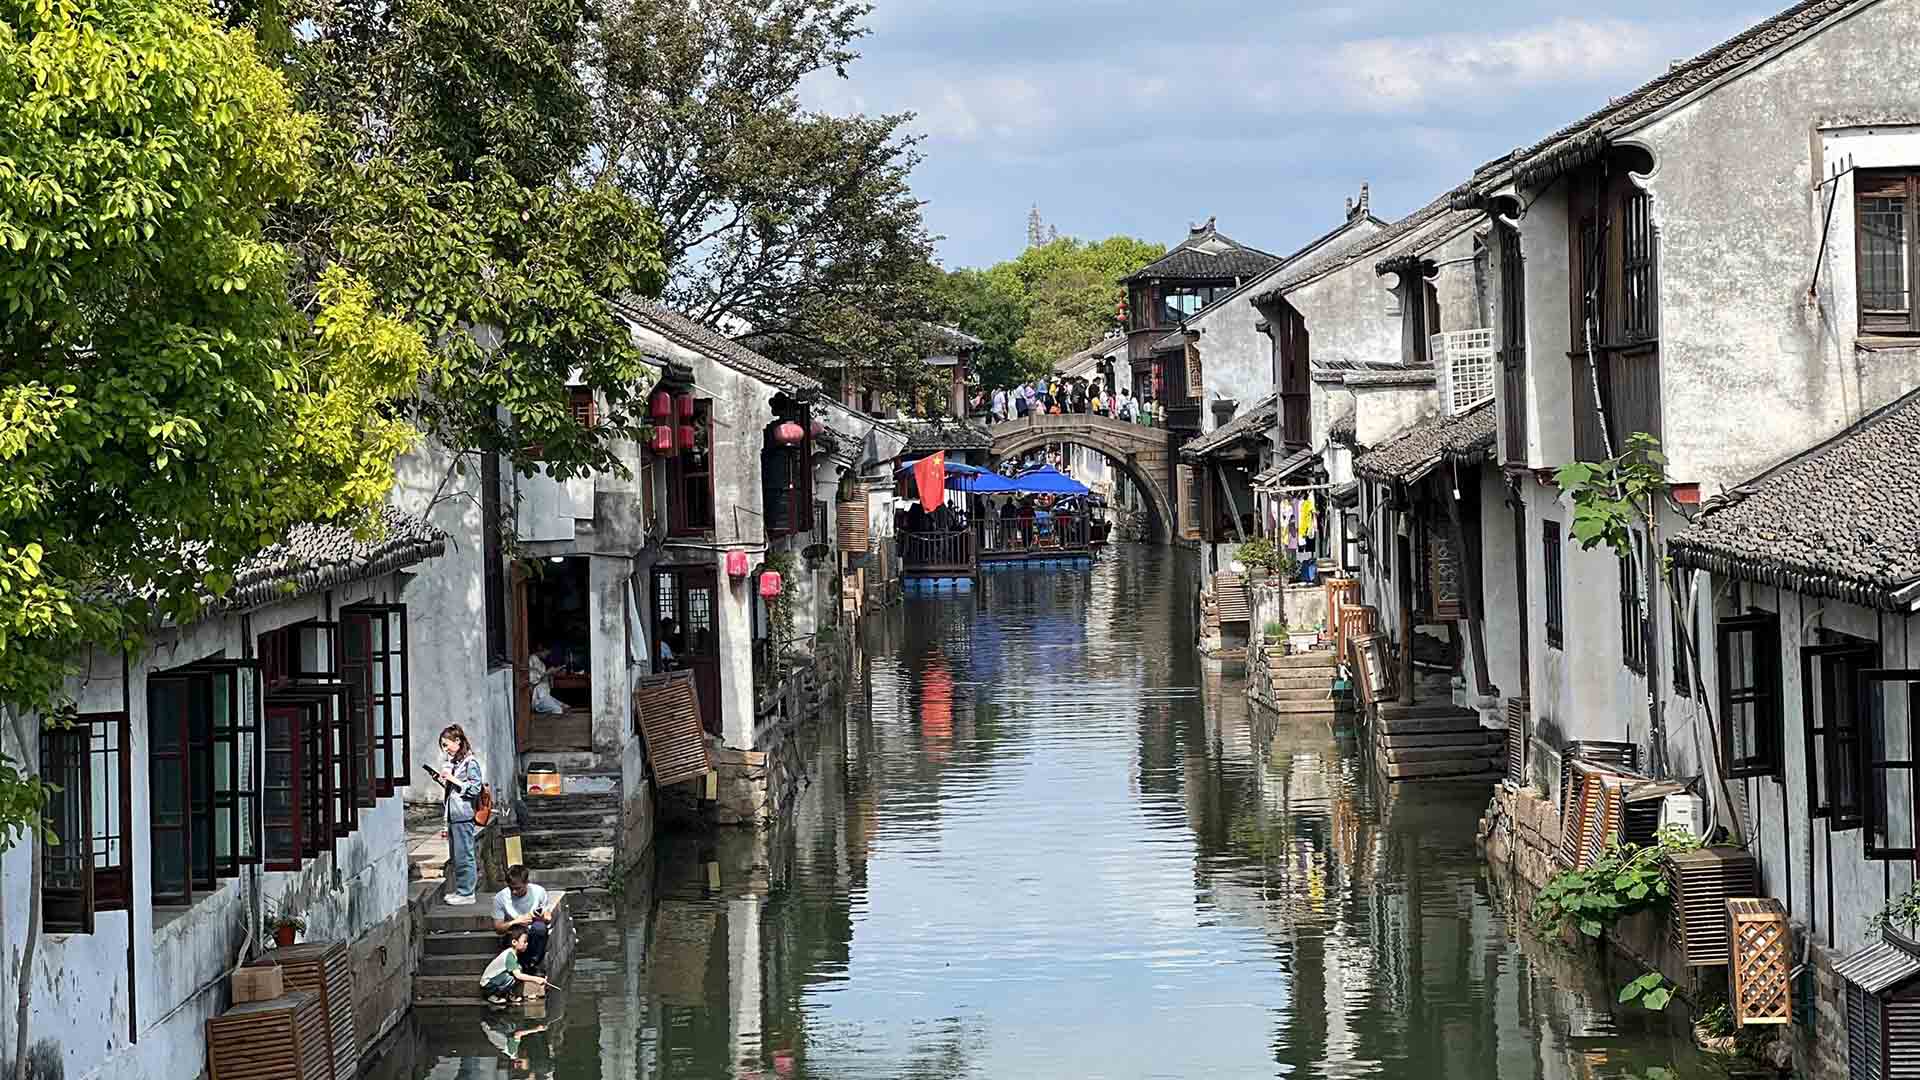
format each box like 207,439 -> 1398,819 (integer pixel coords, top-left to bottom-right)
413,890 -> 576,1007
1247,644 -> 1354,720
1372,701 -> 1504,782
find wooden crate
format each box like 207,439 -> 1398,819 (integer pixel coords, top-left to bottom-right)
1728,898 -> 1791,1026
1665,848 -> 1758,965
1336,604 -> 1376,665
633,671 -> 714,787
208,990 -> 331,1080
247,942 -> 354,1080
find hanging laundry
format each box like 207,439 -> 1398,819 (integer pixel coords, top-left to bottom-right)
1299,496 -> 1317,541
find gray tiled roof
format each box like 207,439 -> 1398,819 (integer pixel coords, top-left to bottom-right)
1152,328 -> 1190,353
1670,386 -> 1920,611
1182,394 -> 1277,460
902,418 -> 994,453
1124,222 -> 1282,283
1503,0 -> 1870,189
228,507 -> 446,611
1345,366 -> 1438,389
1354,401 -> 1496,483
1835,937 -> 1920,994
1253,446 -> 1320,489
614,297 -> 821,393
1250,191 -> 1483,307
1330,413 -> 1357,446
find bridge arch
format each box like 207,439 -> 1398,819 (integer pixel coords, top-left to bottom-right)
987,415 -> 1175,543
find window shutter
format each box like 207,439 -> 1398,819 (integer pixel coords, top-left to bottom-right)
340,613 -> 380,806
193,662 -> 261,879
1717,613 -> 1782,778
40,724 -> 93,934
263,704 -> 304,871
1859,669 -> 1920,861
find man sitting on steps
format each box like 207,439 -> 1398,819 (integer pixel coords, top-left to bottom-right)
493,864 -> 558,974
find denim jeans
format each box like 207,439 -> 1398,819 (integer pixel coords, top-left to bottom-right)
448,818 -> 478,896
482,971 -> 517,998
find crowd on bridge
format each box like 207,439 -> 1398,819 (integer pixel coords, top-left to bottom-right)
987,378 -> 1164,427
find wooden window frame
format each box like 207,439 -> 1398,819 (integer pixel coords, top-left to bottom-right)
1803,639 -> 1879,827
568,386 -> 597,429
41,712 -> 131,934
1717,612 -> 1782,779
262,702 -> 305,871
669,400 -> 716,536
762,422 -> 812,540
1543,520 -> 1564,650
1673,584 -> 1697,698
1619,533 -> 1649,676
342,604 -> 410,798
147,672 -> 218,907
1498,223 -> 1528,463
1855,169 -> 1920,336
1860,669 -> 1920,861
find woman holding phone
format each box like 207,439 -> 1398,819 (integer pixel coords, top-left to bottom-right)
427,724 -> 484,904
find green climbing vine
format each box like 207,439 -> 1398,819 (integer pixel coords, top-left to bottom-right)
1531,827 -> 1704,939
765,552 -> 800,657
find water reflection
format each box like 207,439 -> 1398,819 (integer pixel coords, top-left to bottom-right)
383,548 -> 1716,1080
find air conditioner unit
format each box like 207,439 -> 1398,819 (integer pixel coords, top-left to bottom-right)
1658,793 -> 1706,838
1431,328 -> 1497,416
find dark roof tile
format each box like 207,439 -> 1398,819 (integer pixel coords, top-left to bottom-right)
1183,394 -> 1277,460
1354,401 -> 1496,482
903,418 -> 994,452
615,297 -> 821,393
1670,386 -> 1920,609
228,506 -> 446,611
1125,221 -> 1282,283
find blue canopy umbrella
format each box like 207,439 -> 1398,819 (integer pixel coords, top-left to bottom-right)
1011,466 -> 1091,496
953,470 -> 1018,494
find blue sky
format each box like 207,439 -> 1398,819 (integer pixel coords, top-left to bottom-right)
801,0 -> 1767,270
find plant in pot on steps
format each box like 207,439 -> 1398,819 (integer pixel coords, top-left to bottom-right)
1235,537 -> 1296,586
1286,622 -> 1320,654
266,894 -> 306,948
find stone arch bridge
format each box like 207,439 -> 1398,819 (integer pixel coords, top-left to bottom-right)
987,414 -> 1173,542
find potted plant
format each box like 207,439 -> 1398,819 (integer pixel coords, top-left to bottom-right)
266,895 -> 305,948
1286,622 -> 1319,653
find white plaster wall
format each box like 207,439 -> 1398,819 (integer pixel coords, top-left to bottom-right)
390,441 -> 516,808
1351,383 -> 1440,448
1630,0 -> 1920,492
1476,465 -> 1525,699
0,580 -> 413,1080
1509,185 -> 1575,470
1685,582 -> 1920,955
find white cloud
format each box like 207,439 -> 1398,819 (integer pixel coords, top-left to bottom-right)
1311,18 -> 1671,111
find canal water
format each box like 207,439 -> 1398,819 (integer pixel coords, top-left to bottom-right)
380,548 -> 1717,1080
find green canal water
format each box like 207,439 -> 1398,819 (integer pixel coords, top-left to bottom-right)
378,547 -> 1718,1079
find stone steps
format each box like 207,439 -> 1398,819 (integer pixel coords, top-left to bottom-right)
519,827 -> 617,851
1272,675 -> 1336,691
1268,687 -> 1338,703
1377,729 -> 1504,749
414,892 -> 576,1008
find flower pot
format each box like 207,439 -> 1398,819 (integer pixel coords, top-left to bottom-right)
274,924 -> 297,948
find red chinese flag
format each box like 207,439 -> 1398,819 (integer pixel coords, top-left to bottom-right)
913,451 -> 946,511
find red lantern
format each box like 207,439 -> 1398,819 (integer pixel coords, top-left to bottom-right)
678,424 -> 696,451
774,421 -> 805,446
725,550 -> 749,578
649,389 -> 673,421
650,425 -> 673,455
676,393 -> 695,419
758,571 -> 783,598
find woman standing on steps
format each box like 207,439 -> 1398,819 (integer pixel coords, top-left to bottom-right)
429,724 -> 484,904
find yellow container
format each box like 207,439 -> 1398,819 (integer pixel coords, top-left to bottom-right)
526,762 -> 562,797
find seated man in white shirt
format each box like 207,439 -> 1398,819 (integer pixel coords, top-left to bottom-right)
492,864 -> 558,973
528,641 -> 565,716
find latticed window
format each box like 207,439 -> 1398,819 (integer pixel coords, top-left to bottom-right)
40,713 -> 131,934
1858,170 -> 1919,334
1542,521 -> 1563,650
1803,634 -> 1878,829
1619,532 -> 1649,675
1717,611 -> 1782,780
1621,193 -> 1656,342
1861,669 -> 1920,860
1498,223 -> 1527,462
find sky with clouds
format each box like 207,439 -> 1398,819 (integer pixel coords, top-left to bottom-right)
800,0 -> 1768,270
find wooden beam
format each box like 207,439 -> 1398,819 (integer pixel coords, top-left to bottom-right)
1214,465 -> 1248,543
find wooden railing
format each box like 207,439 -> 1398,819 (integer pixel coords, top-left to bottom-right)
978,514 -> 1091,555
902,529 -> 975,572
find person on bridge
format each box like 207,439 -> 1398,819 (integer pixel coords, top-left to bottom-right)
991,387 -> 1007,422
1118,388 -> 1138,422
1014,384 -> 1031,419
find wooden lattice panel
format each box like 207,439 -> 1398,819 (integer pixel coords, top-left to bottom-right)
1212,572 -> 1251,625
1728,898 -> 1791,1026
836,500 -> 869,552
1580,773 -> 1631,868
247,942 -> 354,1080
634,671 -> 714,787
208,990 -> 332,1080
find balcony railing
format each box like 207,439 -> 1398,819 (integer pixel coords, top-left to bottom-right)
902,529 -> 976,573
979,514 -> 1091,556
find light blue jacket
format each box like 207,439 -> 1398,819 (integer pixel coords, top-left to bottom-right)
443,755 -> 485,823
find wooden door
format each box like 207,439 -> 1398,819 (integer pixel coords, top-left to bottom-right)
653,566 -> 723,736
511,562 -> 531,750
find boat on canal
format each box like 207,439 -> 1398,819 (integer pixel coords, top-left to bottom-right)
897,460 -> 1101,587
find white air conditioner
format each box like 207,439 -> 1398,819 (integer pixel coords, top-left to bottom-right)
1431,328 -> 1497,416
1658,793 -> 1705,838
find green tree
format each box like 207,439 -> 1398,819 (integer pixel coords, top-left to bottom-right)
935,268 -> 1029,391
1005,236 -> 1162,371
280,0 -> 666,484
0,0 -> 429,1070
591,0 -> 946,401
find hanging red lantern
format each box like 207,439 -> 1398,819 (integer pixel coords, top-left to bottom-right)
678,424 -> 696,451
650,425 -> 673,455
725,550 -> 750,578
773,421 -> 805,446
649,389 -> 673,421
676,393 -> 695,419
758,571 -> 783,598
